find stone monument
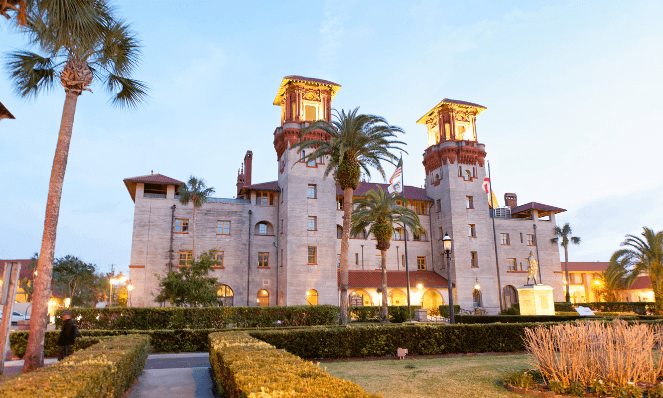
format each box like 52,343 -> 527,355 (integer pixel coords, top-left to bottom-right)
517,252 -> 555,315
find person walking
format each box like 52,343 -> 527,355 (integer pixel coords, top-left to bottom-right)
57,311 -> 79,360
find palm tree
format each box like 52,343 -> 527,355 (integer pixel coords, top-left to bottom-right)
610,227 -> 663,314
7,1 -> 148,373
351,186 -> 423,323
591,260 -> 626,302
0,0 -> 26,24
178,176 -> 215,260
291,108 -> 406,325
551,223 -> 581,302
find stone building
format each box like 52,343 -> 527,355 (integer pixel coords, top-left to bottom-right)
125,75 -> 565,314
561,262 -> 654,303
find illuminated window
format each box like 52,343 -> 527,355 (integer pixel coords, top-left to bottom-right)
308,216 -> 317,231
174,219 -> 189,233
307,184 -> 317,198
217,221 -> 230,235
500,233 -> 510,245
305,104 -> 317,121
417,256 -> 426,270
217,284 -> 233,306
257,289 -> 269,306
468,224 -> 476,237
471,252 -> 478,268
527,234 -> 536,246
415,202 -> 428,215
507,258 -> 516,271
258,252 -> 269,268
308,247 -> 317,264
375,254 -> 382,269
394,227 -> 404,241
466,196 -> 473,209
306,289 -> 318,305
336,197 -> 344,210
178,250 -> 192,266
214,251 -> 224,267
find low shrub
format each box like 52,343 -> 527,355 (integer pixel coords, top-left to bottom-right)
512,302 -> 575,313
438,305 -> 461,318
209,332 -> 380,397
349,305 -> 421,323
55,305 -> 340,330
500,306 -> 520,315
455,315 -> 586,324
0,334 -> 150,397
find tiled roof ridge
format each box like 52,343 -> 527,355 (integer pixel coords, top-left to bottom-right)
283,75 -> 340,87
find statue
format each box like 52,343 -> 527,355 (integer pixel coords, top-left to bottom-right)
526,251 -> 539,285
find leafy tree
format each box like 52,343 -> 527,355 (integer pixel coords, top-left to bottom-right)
52,255 -> 96,307
610,227 -> 663,314
19,252 -> 38,302
6,0 -> 148,372
551,223 -> 581,302
292,108 -> 406,324
156,250 -> 220,307
351,187 -> 423,322
178,176 -> 215,259
591,261 -> 626,302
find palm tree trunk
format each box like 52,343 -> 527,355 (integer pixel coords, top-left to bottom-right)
23,91 -> 80,373
564,246 -> 570,302
339,187 -> 353,325
381,248 -> 388,323
192,205 -> 197,262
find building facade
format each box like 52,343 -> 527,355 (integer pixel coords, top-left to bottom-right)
561,262 -> 654,303
126,75 -> 565,314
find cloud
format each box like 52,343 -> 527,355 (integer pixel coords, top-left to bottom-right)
318,0 -> 354,68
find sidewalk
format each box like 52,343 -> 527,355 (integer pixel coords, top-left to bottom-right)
2,358 -> 58,374
127,353 -> 219,398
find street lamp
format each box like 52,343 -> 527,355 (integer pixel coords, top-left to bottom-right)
442,233 -> 454,324
109,278 -> 116,307
127,283 -> 134,307
474,277 -> 481,291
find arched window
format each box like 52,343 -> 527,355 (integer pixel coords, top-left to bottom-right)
306,289 -> 318,305
254,221 -> 273,236
473,289 -> 482,308
257,289 -> 269,306
503,285 -> 518,310
217,285 -> 234,307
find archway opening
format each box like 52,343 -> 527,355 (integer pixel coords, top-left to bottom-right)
422,290 -> 443,311
502,285 -> 518,310
306,289 -> 318,305
473,289 -> 482,308
257,289 -> 269,306
388,289 -> 408,306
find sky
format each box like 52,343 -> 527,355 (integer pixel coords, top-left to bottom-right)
1,0 -> 662,277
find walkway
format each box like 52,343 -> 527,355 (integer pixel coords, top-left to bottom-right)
128,352 -> 219,398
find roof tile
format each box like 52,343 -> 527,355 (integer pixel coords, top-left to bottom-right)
339,270 -> 450,288
337,183 -> 431,202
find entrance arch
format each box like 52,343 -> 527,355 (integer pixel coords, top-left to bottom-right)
422,290 -> 443,311
349,289 -> 372,307
257,289 -> 269,306
502,285 -> 518,310
388,289 -> 407,306
306,289 -> 318,305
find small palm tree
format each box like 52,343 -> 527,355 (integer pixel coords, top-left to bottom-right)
7,1 -> 148,373
351,186 -> 423,323
610,227 -> 663,314
551,223 -> 581,302
591,261 -> 626,302
291,108 -> 406,325
178,176 -> 215,259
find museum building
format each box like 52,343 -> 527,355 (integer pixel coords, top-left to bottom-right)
125,75 -> 566,314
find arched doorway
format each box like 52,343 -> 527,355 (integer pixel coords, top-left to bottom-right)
473,289 -> 482,308
349,289 -> 372,307
422,290 -> 443,311
257,289 -> 269,306
388,289 -> 408,306
217,285 -> 233,307
502,285 -> 518,310
306,289 -> 318,305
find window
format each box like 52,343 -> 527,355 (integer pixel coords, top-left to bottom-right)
317,156 -> 324,164
307,184 -> 316,198
440,253 -> 445,269
307,216 -> 317,231
500,233 -> 510,245
527,234 -> 536,246
402,254 -> 405,268
306,289 -> 318,305
217,285 -> 233,307
256,192 -> 271,205
337,254 -> 341,268
471,252 -> 478,268
417,256 -> 426,270
258,252 -> 269,268
337,225 -> 343,239
178,250 -> 192,266
336,197 -> 344,210
396,200 -> 403,207
468,224 -> 476,237
520,232 -> 523,243
305,104 -> 317,120
300,151 -> 306,162
257,289 -> 269,306
394,227 -> 404,241
458,166 -> 462,177
214,251 -> 224,267
280,219 -> 283,234
307,157 -> 316,167
503,285 -> 518,309
308,247 -> 317,264
257,223 -> 267,235
355,253 -> 359,265
217,221 -> 231,235
464,170 -> 472,180
375,254 -> 382,269
280,249 -> 283,267
439,227 -> 444,240
507,258 -> 516,271
473,289 -> 482,308
413,230 -> 426,241
466,196 -> 474,209
436,199 -> 441,212
291,101 -> 297,120
415,202 -> 428,215
174,218 -> 189,233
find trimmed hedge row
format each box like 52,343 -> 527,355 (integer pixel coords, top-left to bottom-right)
438,305 -> 461,318
454,314 -> 663,324
511,301 -> 655,314
55,305 -> 340,330
209,332 -> 380,397
0,334 -> 150,398
349,305 -> 421,323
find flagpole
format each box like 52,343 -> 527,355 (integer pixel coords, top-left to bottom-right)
487,160 -> 504,313
401,154 -> 411,322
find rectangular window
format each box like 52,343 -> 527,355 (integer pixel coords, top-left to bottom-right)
468,224 -> 476,237
466,196 -> 474,209
307,184 -> 317,198
257,223 -> 267,235
280,249 -> 283,267
402,254 -> 405,268
417,256 -> 426,270
256,191 -> 270,205
413,230 -> 423,241
527,234 -> 536,246
317,156 -> 324,164
300,151 -> 306,162
305,104 -> 317,120
500,233 -> 510,245
520,232 -> 523,243
394,228 -> 403,241
214,251 -> 224,267
414,202 -> 428,215
436,199 -> 441,212
355,253 -> 359,265
178,250 -> 192,266
217,221 -> 231,235
308,247 -> 317,264
291,102 -> 297,120
337,254 -> 341,268
174,218 -> 189,233
439,227 -> 444,240
440,253 -> 445,269
258,252 -> 269,268
471,252 -> 478,268
307,216 -> 317,231
375,254 -> 382,269
270,193 -> 274,206
307,157 -> 316,167
507,258 -> 516,271
336,197 -> 343,210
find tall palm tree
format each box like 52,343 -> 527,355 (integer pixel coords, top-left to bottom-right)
551,223 -> 581,302
7,1 -> 148,373
178,176 -> 215,260
351,187 -> 423,323
610,227 -> 663,314
292,108 -> 406,324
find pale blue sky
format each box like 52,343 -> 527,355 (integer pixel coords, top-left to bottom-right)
1,0 -> 662,276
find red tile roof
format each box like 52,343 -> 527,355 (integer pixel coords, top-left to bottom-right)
511,202 -> 567,219
239,181 -> 279,195
339,270 -> 450,288
123,173 -> 184,202
283,75 -> 340,87
0,259 -> 65,298
629,275 -> 651,290
562,262 -> 609,272
337,183 -> 431,202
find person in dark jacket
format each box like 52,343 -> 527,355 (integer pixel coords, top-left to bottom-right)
57,310 -> 78,360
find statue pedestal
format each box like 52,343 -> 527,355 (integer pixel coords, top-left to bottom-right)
517,285 -> 554,315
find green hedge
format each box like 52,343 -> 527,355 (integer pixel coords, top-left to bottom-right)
209,332 -> 380,397
438,305 -> 461,318
55,305 -> 340,330
0,334 -> 150,398
349,305 -> 421,323
453,315 -> 663,324
512,302 -> 575,313
586,302 -> 654,314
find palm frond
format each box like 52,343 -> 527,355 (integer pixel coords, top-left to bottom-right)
106,73 -> 148,109
5,50 -> 56,98
97,19 -> 141,75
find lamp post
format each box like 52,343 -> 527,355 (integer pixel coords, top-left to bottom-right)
127,282 -> 134,307
442,233 -> 454,324
109,278 -> 116,307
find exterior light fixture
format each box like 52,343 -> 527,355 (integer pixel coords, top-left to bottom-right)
474,277 -> 481,291
442,233 -> 452,253
417,283 -> 423,290
442,233 -> 455,324
64,297 -> 71,308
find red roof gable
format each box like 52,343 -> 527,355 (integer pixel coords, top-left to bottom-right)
337,183 -> 431,202
0,259 -> 65,298
629,275 -> 652,290
562,262 -> 609,272
239,181 -> 279,195
339,270 -> 450,288
511,202 -> 566,219
124,173 -> 184,202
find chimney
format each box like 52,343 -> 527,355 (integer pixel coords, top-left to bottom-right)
236,163 -> 245,197
244,151 -> 253,187
504,193 -> 517,209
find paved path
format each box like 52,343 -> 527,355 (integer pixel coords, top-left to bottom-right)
128,353 -> 219,398
2,358 -> 58,374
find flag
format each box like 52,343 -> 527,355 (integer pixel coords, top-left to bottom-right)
482,177 -> 499,208
388,157 -> 403,194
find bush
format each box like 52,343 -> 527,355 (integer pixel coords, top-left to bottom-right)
500,306 -> 520,315
349,305 -> 421,323
512,302 -> 575,313
438,305 -> 461,318
209,332 -> 380,397
455,315 -> 586,324
0,334 -> 150,397
55,305 -> 340,330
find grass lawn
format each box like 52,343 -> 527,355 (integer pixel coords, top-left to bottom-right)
323,353 -> 530,398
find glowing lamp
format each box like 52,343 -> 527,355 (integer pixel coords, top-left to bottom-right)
127,284 -> 134,291
64,297 -> 71,307
474,277 -> 481,291
442,233 -> 452,253
417,283 -> 423,290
